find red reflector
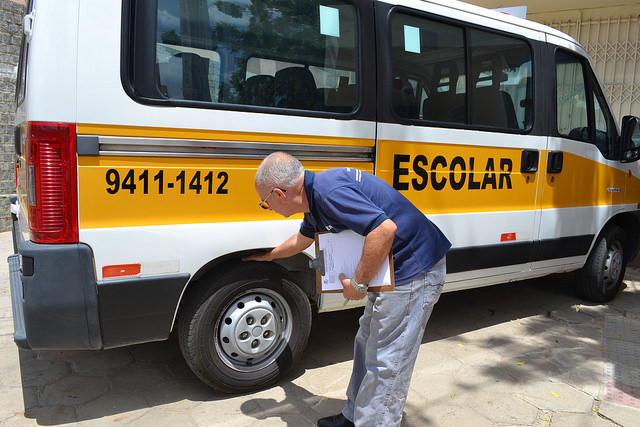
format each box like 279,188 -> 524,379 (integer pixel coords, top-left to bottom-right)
103,264 -> 141,278
501,233 -> 516,242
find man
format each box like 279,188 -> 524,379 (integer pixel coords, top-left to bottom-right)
245,152 -> 451,427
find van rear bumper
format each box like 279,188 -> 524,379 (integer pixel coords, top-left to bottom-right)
9,201 -> 190,350
9,213 -> 102,350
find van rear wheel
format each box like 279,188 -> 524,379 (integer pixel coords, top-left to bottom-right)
178,262 -> 312,393
576,225 -> 626,302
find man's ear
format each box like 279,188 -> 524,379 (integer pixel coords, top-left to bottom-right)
275,188 -> 287,203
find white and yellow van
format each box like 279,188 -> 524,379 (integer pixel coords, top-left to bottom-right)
9,0 -> 640,393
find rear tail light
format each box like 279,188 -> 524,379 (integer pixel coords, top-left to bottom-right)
24,122 -> 78,243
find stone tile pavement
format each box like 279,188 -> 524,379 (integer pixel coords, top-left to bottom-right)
1,230 -> 640,426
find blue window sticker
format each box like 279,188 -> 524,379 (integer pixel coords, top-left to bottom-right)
320,5 -> 340,37
404,25 -> 420,54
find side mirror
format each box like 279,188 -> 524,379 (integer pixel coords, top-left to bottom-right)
620,115 -> 640,163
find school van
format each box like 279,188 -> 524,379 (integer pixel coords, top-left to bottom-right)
9,0 -> 640,393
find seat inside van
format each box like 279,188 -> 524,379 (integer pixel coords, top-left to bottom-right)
470,54 -> 518,129
158,52 -> 212,102
274,67 -> 319,110
423,61 -> 466,124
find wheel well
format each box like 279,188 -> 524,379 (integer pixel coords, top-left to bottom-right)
606,212 -> 640,262
176,251 -> 317,326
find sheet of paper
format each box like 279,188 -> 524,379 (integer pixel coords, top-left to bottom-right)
317,230 -> 392,292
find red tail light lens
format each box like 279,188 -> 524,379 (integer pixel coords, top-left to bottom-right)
25,122 -> 78,243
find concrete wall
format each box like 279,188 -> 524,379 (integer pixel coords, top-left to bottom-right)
0,0 -> 25,232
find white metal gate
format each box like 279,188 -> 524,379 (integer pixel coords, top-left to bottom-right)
546,16 -> 640,121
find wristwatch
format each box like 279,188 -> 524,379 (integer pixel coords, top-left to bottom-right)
350,278 -> 368,293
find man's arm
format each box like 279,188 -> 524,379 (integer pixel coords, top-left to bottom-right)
340,218 -> 397,300
243,231 -> 314,262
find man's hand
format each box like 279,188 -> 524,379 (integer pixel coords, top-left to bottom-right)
242,251 -> 273,262
242,232 -> 314,263
339,273 -> 367,301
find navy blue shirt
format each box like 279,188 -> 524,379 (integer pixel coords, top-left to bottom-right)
300,168 -> 451,285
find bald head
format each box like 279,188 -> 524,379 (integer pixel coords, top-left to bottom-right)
255,152 -> 305,190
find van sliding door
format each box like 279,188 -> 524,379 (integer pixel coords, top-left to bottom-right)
373,3 -> 545,288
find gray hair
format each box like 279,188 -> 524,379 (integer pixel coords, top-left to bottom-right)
255,152 -> 304,189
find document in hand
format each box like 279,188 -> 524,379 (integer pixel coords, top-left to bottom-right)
310,230 -> 395,293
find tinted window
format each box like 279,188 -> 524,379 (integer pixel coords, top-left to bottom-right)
556,50 -> 618,158
468,29 -> 532,130
556,51 -> 588,140
390,12 -> 532,131
592,78 -> 618,158
155,0 -> 358,113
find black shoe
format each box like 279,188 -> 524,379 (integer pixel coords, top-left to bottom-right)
317,413 -> 355,427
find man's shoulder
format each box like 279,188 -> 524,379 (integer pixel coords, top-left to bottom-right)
314,168 -> 349,188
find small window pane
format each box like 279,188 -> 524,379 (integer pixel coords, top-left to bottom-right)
469,29 -> 532,130
155,0 -> 358,113
390,13 -> 466,123
594,93 -> 608,144
593,87 -> 618,158
556,51 -> 589,141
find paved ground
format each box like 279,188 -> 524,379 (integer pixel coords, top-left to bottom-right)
1,230 -> 640,426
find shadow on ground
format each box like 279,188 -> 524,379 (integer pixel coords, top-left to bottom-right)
18,271 -> 637,425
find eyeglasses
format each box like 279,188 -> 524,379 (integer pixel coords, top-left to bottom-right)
259,188 -> 286,210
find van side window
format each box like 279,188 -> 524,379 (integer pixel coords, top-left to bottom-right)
592,76 -> 618,158
154,0 -> 358,113
556,50 -> 618,159
556,52 -> 589,141
468,29 -> 532,130
390,13 -> 532,131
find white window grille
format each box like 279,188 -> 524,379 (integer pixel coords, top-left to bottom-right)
545,16 -> 640,122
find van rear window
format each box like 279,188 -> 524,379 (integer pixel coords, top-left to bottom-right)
154,0 -> 358,113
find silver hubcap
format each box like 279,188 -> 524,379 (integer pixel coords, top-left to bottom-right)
603,241 -> 624,290
216,289 -> 292,372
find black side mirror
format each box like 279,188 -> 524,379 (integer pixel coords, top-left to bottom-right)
621,115 -> 640,163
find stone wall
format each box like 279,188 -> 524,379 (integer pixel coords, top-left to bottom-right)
0,0 -> 24,232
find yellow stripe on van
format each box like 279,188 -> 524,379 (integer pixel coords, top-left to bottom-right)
376,140 -> 640,215
77,134 -> 640,229
76,123 -> 375,147
77,156 -> 372,229
539,151 -> 628,210
376,140 -> 537,214
626,167 -> 640,206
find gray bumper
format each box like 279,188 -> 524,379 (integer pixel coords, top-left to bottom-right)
9,208 -> 102,350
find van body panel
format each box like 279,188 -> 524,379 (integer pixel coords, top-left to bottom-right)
23,0 -> 79,124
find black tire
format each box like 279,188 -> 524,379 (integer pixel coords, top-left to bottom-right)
178,262 -> 312,393
576,225 -> 626,302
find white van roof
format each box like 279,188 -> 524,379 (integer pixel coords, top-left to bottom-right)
381,0 -> 578,45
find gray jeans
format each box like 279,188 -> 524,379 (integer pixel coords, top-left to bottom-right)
343,256 -> 446,427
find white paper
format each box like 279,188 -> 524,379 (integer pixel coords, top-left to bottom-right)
317,230 -> 392,292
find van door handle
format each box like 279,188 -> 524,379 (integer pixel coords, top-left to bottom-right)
547,151 -> 563,173
521,149 -> 539,173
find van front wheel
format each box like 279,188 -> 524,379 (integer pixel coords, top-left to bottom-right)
576,225 -> 626,302
178,263 -> 312,393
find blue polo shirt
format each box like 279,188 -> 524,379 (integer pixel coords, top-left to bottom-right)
300,168 -> 451,285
